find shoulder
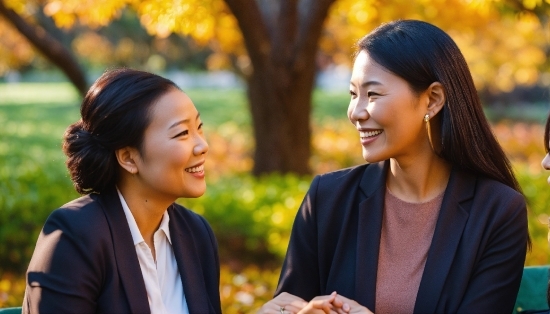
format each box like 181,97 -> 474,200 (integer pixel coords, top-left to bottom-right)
310,162 -> 384,198
28,194 -> 113,275
314,163 -> 375,189
455,172 -> 526,223
467,174 -> 525,210
316,163 -> 371,181
42,193 -> 112,243
475,176 -> 523,201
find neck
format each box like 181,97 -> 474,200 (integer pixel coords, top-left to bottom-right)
387,152 -> 451,203
117,176 -> 173,242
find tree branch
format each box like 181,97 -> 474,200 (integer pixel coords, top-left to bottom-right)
293,0 -> 337,71
0,0 -> 88,96
223,0 -> 272,73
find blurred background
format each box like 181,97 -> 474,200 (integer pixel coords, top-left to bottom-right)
1,0 -> 550,312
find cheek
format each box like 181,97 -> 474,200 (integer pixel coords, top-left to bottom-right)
168,145 -> 194,166
347,102 -> 355,123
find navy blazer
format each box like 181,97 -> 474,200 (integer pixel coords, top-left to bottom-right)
23,187 -> 221,314
276,160 -> 528,313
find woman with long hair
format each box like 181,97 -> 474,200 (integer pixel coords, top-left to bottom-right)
260,20 -> 528,314
23,68 -> 221,313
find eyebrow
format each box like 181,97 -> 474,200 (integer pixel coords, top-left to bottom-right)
350,80 -> 383,88
362,81 -> 383,88
168,112 -> 201,129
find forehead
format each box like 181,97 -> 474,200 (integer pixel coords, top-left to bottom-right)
353,50 -> 372,71
149,89 -> 198,126
351,50 -> 405,87
352,51 -> 385,80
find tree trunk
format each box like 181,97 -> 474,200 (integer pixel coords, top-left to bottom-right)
246,56 -> 316,175
0,0 -> 88,96
224,0 -> 336,175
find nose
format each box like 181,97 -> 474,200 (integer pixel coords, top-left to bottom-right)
542,153 -> 550,170
348,98 -> 369,125
193,133 -> 209,156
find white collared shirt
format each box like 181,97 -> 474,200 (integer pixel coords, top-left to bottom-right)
117,189 -> 189,314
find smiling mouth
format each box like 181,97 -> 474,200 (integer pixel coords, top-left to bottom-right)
360,130 -> 383,138
185,165 -> 204,173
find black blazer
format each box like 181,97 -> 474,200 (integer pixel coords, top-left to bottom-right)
276,160 -> 528,313
22,187 -> 221,314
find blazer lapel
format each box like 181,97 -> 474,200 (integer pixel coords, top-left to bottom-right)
97,188 -> 150,314
414,168 -> 474,313
355,161 -> 388,310
168,205 -> 211,314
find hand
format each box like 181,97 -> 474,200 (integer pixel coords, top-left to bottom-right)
297,292 -> 348,314
332,294 -> 373,314
258,292 -> 308,314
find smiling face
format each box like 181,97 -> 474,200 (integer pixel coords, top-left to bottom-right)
348,50 -> 431,164
542,143 -> 550,185
133,88 -> 208,200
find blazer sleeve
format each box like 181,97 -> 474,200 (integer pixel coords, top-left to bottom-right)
457,193 -> 528,313
23,208 -> 105,314
275,175 -> 322,300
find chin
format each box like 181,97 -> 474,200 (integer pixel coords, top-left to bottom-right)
182,186 -> 207,198
362,150 -> 384,164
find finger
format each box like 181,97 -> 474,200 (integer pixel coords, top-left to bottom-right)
278,292 -> 307,303
331,296 -> 344,308
271,293 -> 308,308
311,294 -> 337,302
289,299 -> 308,309
331,305 -> 350,314
342,303 -> 350,312
309,300 -> 333,314
284,304 -> 305,314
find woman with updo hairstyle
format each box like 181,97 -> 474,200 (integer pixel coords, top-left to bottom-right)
22,68 -> 221,313
259,20 -> 528,314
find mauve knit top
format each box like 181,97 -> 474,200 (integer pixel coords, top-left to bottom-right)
375,187 -> 444,314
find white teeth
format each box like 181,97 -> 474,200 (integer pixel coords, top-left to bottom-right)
185,165 -> 204,173
360,130 -> 382,138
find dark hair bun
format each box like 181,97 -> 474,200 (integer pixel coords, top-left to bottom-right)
63,120 -> 116,194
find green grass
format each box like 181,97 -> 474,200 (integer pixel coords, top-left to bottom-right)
185,89 -> 251,126
0,83 -> 351,154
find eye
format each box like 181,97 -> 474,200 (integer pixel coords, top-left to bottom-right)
172,130 -> 189,139
349,90 -> 357,98
367,91 -> 380,98
198,122 -> 203,130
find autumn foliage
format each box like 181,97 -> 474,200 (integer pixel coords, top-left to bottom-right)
0,0 -> 549,94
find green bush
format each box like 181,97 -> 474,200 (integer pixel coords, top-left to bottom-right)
0,152 -> 78,273
515,164 -> 550,265
0,83 -> 81,273
180,174 -> 311,268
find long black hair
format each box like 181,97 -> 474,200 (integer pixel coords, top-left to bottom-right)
545,112 -> 550,153
357,20 -> 521,193
63,68 -> 179,194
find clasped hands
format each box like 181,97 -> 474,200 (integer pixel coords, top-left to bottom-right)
258,291 -> 373,314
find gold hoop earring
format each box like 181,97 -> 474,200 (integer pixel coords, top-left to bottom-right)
425,113 -> 436,153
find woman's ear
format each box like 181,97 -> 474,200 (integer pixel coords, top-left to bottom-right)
426,82 -> 446,117
115,147 -> 139,174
